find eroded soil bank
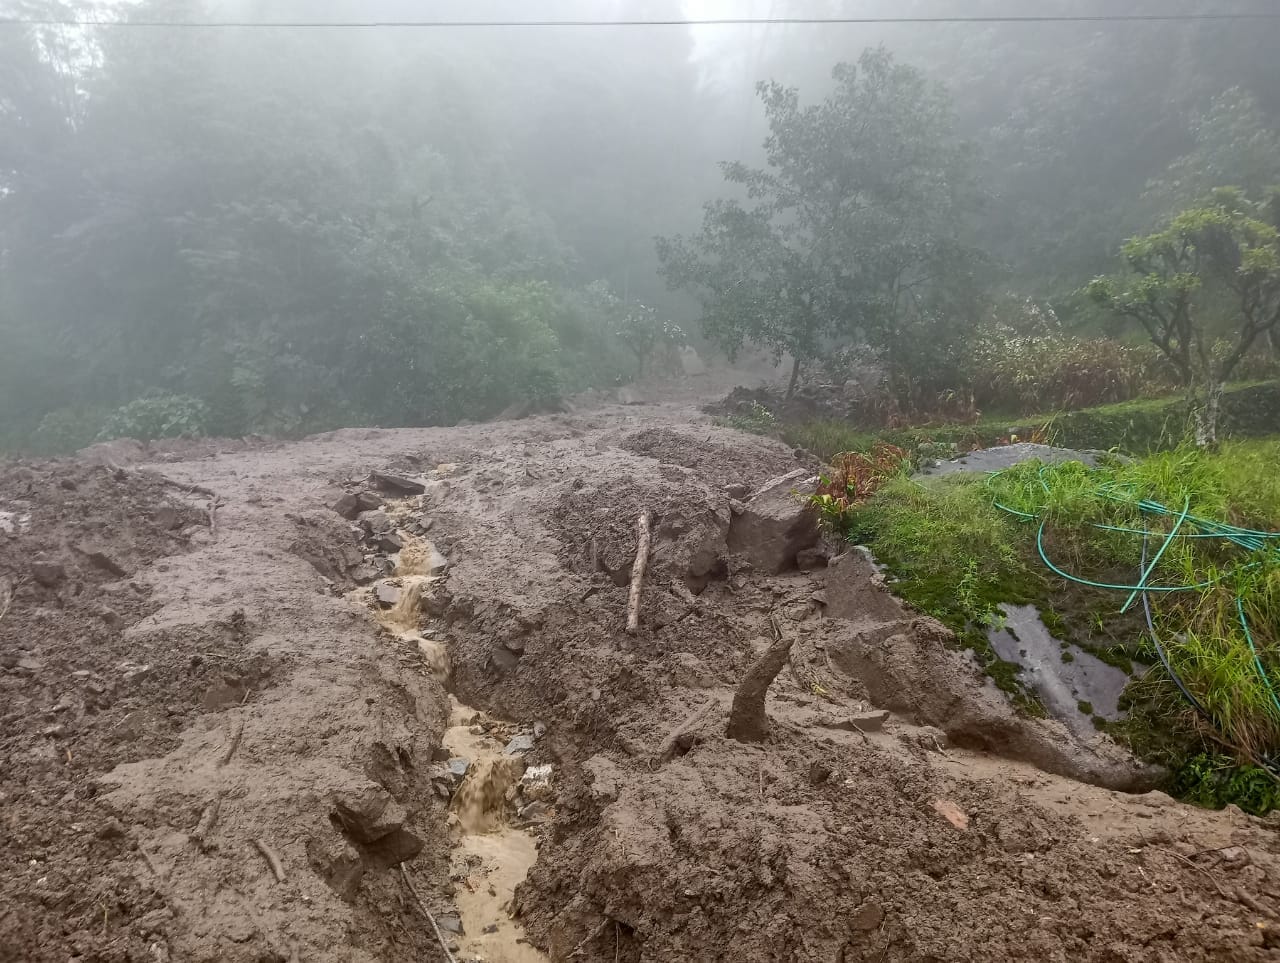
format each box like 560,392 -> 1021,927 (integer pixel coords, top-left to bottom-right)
2,400 -> 1278,962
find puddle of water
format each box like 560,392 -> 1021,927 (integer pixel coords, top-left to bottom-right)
444,698 -> 550,963
987,604 -> 1134,734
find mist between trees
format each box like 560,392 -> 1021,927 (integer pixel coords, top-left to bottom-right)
3,0 -> 1280,451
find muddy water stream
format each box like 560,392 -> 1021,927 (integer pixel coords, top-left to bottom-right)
444,699 -> 550,963
368,529 -> 549,962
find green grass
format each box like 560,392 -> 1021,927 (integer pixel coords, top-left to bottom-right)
827,439 -> 1280,811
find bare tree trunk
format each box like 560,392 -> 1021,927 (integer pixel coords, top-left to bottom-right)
786,356 -> 802,399
1194,381 -> 1223,449
726,633 -> 794,742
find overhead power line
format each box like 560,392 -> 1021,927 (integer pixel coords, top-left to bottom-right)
2,13 -> 1280,28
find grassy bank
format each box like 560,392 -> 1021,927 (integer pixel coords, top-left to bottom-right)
831,442 -> 1280,814
774,380 -> 1280,462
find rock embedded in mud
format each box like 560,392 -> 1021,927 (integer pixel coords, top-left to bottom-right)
503,735 -> 535,756
369,471 -> 426,496
374,581 -> 400,607
726,469 -> 821,574
330,785 -> 411,844
448,758 -> 471,781
851,899 -> 885,931
306,833 -> 366,903
31,560 -> 66,588
358,510 -> 395,535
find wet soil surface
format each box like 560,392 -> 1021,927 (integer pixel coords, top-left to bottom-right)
2,401 -> 1279,962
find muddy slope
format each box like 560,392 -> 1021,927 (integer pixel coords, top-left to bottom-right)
2,401 -> 1278,962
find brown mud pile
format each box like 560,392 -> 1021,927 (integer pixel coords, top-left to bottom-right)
2,401 -> 1278,962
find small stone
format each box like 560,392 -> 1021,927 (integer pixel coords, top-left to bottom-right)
374,531 -> 403,553
354,492 -> 384,513
932,799 -> 969,830
488,649 -> 519,675
153,506 -> 182,531
504,735 -> 535,756
436,914 -> 464,935
120,662 -> 153,686
517,801 -> 552,823
375,581 -> 401,607
842,710 -> 890,733
807,761 -> 831,785
851,899 -> 884,931
96,818 -> 127,840
724,482 -> 751,500
533,721 -> 547,740
31,561 -> 66,588
503,636 -> 527,654
447,758 -> 470,781
15,656 -> 43,675
330,784 -> 410,843
369,472 -> 426,496
359,510 -> 396,535
82,548 -> 128,578
41,724 -> 66,738
483,924 -> 499,935
98,606 -> 125,630
332,493 -> 361,519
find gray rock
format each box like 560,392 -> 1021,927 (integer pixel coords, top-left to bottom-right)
374,531 -> 403,553
533,721 -> 547,740
330,785 -> 409,843
374,581 -> 401,607
369,472 -> 426,496
807,761 -> 832,785
503,735 -> 535,755
358,511 -> 395,535
726,469 -> 821,574
447,758 -> 470,780
517,801 -> 553,823
436,914 -> 464,935
81,547 -> 128,578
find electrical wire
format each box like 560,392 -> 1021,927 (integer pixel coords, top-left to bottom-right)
4,13 -> 1280,29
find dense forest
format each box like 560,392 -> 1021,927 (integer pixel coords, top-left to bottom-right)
3,0 -> 1280,450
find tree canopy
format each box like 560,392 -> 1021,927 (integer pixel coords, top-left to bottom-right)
658,48 -> 982,400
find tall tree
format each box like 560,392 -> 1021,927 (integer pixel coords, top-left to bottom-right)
658,47 -> 982,400
1089,188 -> 1280,446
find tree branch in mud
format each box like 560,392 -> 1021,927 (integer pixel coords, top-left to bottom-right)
657,697 -> 718,760
624,509 -> 652,635
217,720 -> 245,767
727,620 -> 794,742
400,864 -> 460,963
253,837 -> 286,883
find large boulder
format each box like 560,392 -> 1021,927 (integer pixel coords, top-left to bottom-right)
726,469 -> 820,573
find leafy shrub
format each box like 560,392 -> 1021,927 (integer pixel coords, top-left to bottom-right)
969,333 -> 1176,415
98,392 -> 211,442
31,407 -> 107,454
1173,752 -> 1280,815
723,401 -> 777,435
809,443 -> 910,531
